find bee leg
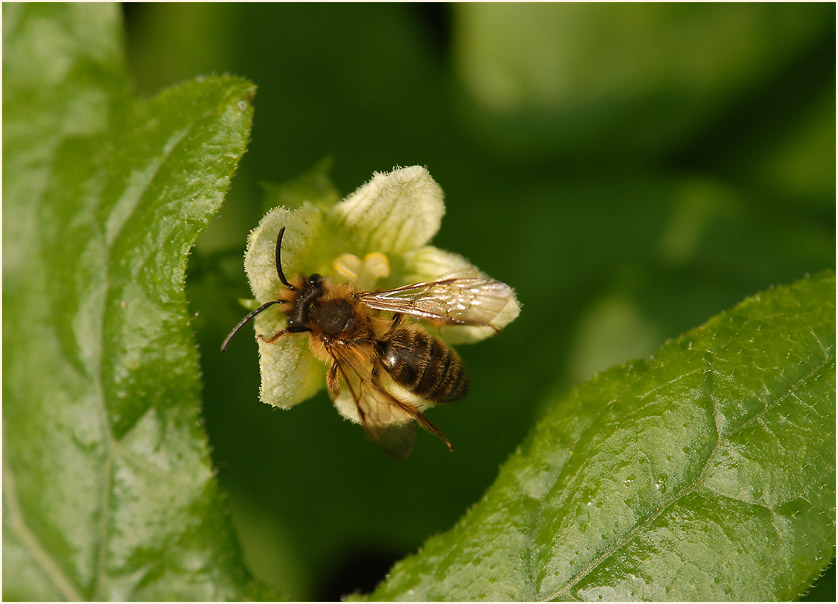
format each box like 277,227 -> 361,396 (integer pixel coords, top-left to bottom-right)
326,362 -> 340,395
370,370 -> 455,452
257,329 -> 288,344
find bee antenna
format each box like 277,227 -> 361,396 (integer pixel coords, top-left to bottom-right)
276,227 -> 294,289
221,299 -> 281,352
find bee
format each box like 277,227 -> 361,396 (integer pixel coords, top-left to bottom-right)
222,227 -> 515,457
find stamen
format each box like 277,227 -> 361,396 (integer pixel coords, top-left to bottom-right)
333,252 -> 391,290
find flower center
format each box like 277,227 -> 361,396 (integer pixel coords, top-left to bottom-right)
332,252 -> 390,291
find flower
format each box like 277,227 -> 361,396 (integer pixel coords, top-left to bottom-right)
241,166 -> 520,415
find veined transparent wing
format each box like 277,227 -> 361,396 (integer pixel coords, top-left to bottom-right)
356,268 -> 515,328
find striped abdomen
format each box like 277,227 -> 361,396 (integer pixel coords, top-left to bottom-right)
377,328 -> 468,402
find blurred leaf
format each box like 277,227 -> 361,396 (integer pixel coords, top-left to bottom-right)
566,291 -> 664,385
363,271 -> 836,601
2,4 -> 277,600
735,87 -> 836,208
453,3 -> 834,160
121,4 -> 835,600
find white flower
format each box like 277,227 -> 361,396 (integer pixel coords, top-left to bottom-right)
241,166 -> 520,411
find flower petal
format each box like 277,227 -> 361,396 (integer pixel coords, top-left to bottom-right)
255,309 -> 325,408
242,204 -> 328,408
332,376 -> 432,424
244,204 -> 324,303
327,166 -> 445,255
399,244 -> 474,283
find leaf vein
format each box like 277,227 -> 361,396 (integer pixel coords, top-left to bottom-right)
540,343 -> 833,601
91,121 -> 196,599
2,450 -> 85,602
529,367 -> 654,601
541,349 -> 723,601
723,355 -> 833,441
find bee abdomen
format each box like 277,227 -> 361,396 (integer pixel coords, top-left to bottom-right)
378,328 -> 468,402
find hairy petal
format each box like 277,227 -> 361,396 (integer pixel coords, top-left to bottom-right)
328,166 -> 445,255
243,205 -> 328,408
399,245 -> 474,283
244,204 -> 324,303
255,310 -> 325,408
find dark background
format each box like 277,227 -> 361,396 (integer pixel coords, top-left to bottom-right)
123,4 -> 835,600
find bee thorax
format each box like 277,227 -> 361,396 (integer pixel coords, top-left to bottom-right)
308,298 -> 356,336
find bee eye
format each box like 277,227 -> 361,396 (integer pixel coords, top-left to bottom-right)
309,274 -> 322,284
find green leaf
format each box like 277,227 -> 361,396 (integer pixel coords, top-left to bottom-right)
3,4 -> 277,600
362,271 -> 836,601
453,3 -> 834,159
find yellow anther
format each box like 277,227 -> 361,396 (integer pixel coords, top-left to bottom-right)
332,252 -> 391,290
333,253 -> 361,280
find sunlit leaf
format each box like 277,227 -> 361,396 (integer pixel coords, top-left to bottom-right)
2,4 -> 278,600
363,271 -> 835,601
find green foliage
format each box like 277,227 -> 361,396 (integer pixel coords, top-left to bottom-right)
454,3 -> 834,160
363,272 -> 836,601
259,157 -> 340,215
4,3 -> 835,602
2,4 -> 277,600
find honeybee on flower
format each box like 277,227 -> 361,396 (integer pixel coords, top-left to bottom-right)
223,166 -> 519,457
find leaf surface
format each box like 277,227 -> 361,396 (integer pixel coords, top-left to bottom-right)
2,4 -> 276,600
363,271 -> 836,601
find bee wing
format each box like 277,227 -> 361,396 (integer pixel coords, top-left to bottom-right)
357,268 -> 515,329
326,342 -> 450,459
371,423 -> 418,461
